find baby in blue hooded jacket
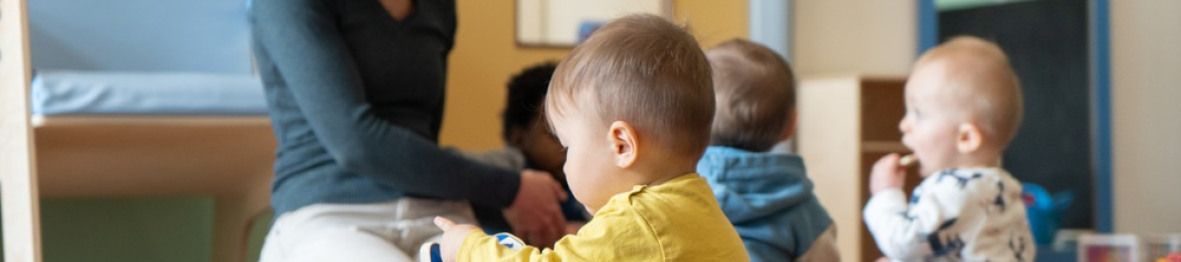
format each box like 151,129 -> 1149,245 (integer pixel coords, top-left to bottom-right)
697,39 -> 839,262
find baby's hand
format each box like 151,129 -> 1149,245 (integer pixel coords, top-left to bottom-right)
433,216 -> 480,262
869,153 -> 908,195
565,221 -> 586,234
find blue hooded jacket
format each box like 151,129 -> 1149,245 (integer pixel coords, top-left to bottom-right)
697,146 -> 835,262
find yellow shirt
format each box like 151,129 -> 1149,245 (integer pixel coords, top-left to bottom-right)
458,174 -> 750,261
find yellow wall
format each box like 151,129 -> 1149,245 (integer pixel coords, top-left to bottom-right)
441,1 -> 567,150
674,0 -> 750,48
1111,1 -> 1181,234
441,0 -> 748,150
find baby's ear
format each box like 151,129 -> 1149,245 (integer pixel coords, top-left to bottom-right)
956,122 -> 984,154
779,108 -> 799,141
608,121 -> 639,168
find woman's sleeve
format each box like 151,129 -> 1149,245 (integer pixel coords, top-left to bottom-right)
250,0 -> 519,208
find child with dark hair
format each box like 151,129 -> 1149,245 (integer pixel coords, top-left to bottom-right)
464,61 -> 589,234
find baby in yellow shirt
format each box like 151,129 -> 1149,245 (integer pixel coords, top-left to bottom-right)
432,14 -> 749,262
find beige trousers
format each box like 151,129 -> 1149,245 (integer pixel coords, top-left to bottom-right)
259,198 -> 476,262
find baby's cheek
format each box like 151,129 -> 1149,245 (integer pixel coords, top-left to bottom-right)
569,185 -> 601,211
901,133 -> 918,151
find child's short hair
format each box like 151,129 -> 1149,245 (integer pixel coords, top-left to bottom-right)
546,14 -> 715,157
705,39 -> 796,152
917,36 -> 1024,148
502,61 -> 558,141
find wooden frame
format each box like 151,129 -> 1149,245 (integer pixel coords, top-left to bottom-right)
1,0 -> 43,261
34,116 -> 275,262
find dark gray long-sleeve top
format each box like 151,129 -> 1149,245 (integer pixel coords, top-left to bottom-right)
249,0 -> 520,215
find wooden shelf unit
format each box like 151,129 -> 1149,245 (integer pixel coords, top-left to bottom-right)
797,75 -> 922,262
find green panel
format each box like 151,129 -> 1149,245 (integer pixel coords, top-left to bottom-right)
1,197 -> 214,262
246,210 -> 275,262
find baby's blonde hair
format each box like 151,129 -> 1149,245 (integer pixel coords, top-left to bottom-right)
546,14 -> 715,157
916,36 -> 1024,148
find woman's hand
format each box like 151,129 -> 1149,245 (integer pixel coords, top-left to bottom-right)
433,216 -> 480,262
503,170 -> 568,247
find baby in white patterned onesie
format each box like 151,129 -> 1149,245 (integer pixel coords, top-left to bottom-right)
864,36 -> 1035,262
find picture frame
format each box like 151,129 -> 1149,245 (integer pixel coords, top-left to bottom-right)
515,0 -> 673,48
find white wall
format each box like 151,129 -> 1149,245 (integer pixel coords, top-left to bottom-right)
792,1 -> 916,77
1111,1 -> 1181,234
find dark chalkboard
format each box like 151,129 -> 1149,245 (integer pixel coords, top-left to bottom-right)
939,0 -> 1094,229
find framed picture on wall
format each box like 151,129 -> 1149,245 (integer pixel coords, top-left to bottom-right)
515,0 -> 673,47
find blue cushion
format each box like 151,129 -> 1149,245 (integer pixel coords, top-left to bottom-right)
31,71 -> 266,116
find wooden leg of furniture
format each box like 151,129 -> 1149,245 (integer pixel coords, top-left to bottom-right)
1,0 -> 42,260
212,181 -> 271,262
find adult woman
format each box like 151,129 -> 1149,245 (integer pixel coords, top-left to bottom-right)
250,0 -> 567,260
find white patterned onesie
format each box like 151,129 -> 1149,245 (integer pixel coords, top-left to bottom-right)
864,167 -> 1036,261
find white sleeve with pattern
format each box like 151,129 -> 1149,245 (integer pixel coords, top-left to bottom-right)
863,180 -> 969,261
